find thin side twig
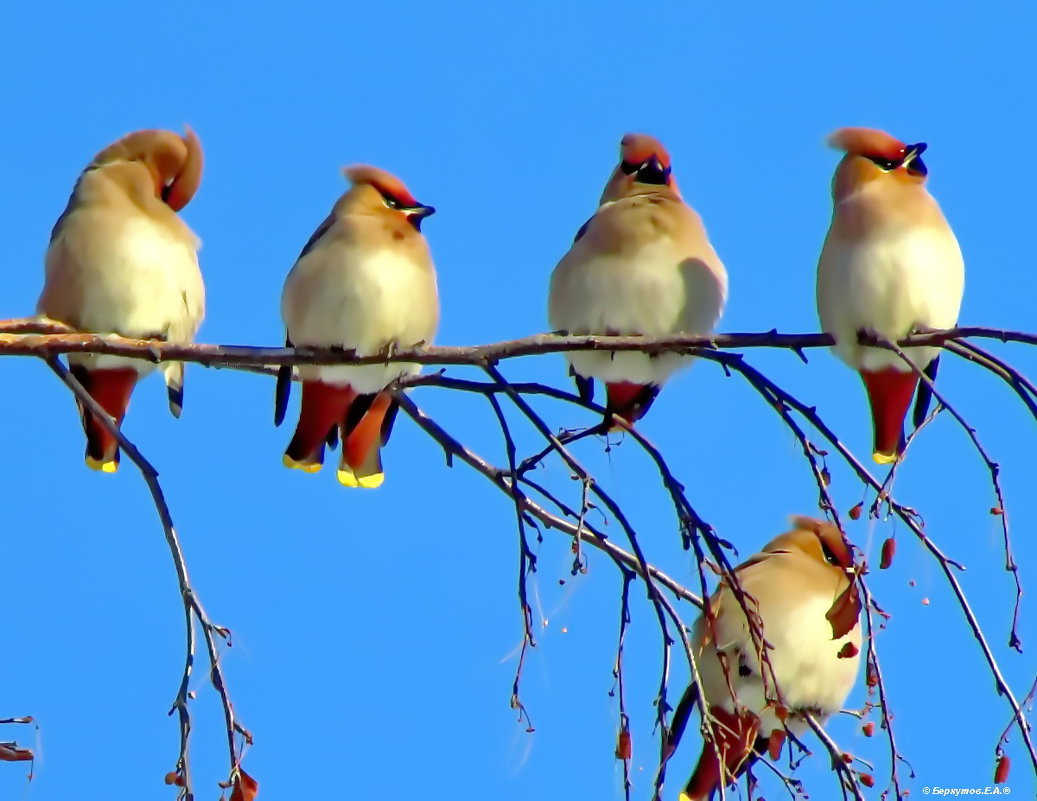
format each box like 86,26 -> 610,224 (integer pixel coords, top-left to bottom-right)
43,357 -> 250,800
880,337 -> 1023,652
483,391 -> 538,732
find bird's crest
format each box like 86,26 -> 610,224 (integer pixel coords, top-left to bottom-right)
619,133 -> 672,172
827,127 -> 907,161
344,165 -> 420,208
87,126 -> 203,211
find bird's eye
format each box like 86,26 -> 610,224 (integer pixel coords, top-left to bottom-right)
866,155 -> 901,171
619,160 -> 638,175
820,540 -> 843,567
382,194 -> 403,210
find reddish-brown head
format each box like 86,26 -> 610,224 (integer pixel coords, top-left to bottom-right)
619,133 -> 672,175
829,128 -> 908,163
343,165 -> 435,230
828,127 -> 928,198
89,126 -> 203,211
601,133 -> 680,203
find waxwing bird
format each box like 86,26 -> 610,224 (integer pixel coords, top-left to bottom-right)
39,127 -> 205,472
275,165 -> 439,488
671,517 -> 862,801
548,133 -> 727,426
817,127 -> 964,464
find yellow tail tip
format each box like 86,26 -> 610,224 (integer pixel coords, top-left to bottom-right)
336,468 -> 384,489
336,467 -> 359,488
357,472 -> 384,489
678,793 -> 694,801
86,456 -> 118,473
872,450 -> 900,465
283,454 -> 322,473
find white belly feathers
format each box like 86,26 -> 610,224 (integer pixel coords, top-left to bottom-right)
283,247 -> 440,394
696,592 -> 861,736
51,215 -> 203,374
818,226 -> 964,373
550,239 -> 727,385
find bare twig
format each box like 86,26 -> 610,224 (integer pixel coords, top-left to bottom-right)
482,390 -> 538,732
398,394 -> 711,785
803,712 -> 867,801
859,582 -> 913,798
397,394 -> 702,607
612,568 -> 636,801
43,357 -> 250,800
1001,674 -> 1037,756
880,337 -> 1023,651
480,363 -> 684,741
944,339 -> 1037,422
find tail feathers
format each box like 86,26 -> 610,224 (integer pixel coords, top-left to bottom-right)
569,365 -> 594,404
605,381 -> 659,426
912,356 -> 940,429
72,367 -> 139,473
284,381 -> 357,472
274,333 -> 294,427
164,362 -> 185,418
861,368 -> 919,464
659,682 -> 700,785
343,392 -> 376,435
337,445 -> 383,489
666,683 -> 700,759
338,392 -> 393,489
682,706 -> 762,801
380,396 -> 401,445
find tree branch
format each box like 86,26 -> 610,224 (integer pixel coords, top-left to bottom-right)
7,315 -> 1031,796
2,319 -> 1037,369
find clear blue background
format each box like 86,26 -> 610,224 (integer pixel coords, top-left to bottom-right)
1,1 -> 1034,799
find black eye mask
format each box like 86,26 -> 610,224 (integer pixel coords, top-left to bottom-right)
377,189 -> 435,231
866,155 -> 902,171
865,142 -> 928,176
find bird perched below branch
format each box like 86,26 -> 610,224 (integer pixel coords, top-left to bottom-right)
672,516 -> 862,800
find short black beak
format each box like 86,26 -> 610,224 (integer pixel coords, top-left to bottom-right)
635,155 -> 671,186
905,142 -> 928,160
406,203 -> 435,231
904,142 -> 928,177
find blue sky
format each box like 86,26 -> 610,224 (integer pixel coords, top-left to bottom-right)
1,1 -> 1034,799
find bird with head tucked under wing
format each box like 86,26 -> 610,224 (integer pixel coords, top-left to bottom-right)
817,127 -> 964,464
275,165 -> 439,488
548,133 -> 727,427
672,516 -> 862,801
39,127 -> 205,472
